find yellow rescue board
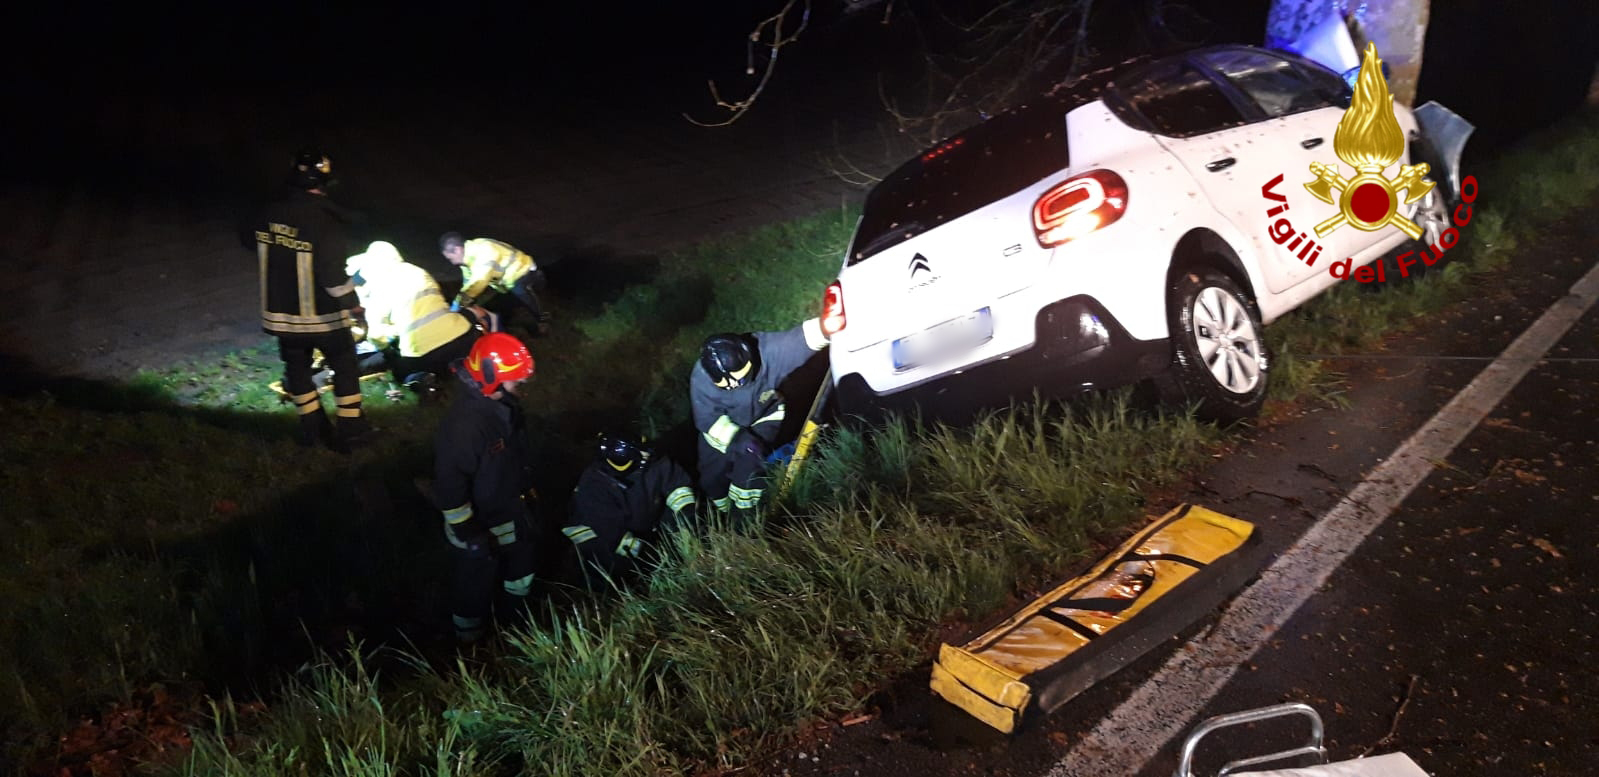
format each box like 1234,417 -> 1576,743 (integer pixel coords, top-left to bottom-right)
269,371 -> 387,399
930,504 -> 1258,734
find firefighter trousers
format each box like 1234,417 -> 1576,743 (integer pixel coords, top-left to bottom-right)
385,324 -> 477,387
277,330 -> 367,447
509,273 -> 549,328
697,438 -> 768,524
447,509 -> 537,643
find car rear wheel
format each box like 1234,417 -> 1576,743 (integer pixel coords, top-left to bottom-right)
1155,267 -> 1270,423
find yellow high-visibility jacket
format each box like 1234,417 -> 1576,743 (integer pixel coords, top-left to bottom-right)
458,238 -> 538,304
349,243 -> 472,358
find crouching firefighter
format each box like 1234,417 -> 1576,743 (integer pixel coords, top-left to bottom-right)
563,430 -> 697,586
432,333 -> 540,644
345,240 -> 484,397
439,232 -> 551,335
691,318 -> 829,521
253,147 -> 370,450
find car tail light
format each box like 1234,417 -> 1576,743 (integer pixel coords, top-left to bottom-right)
821,280 -> 846,337
1032,170 -> 1128,247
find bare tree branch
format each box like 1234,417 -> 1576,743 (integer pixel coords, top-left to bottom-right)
683,0 -> 813,127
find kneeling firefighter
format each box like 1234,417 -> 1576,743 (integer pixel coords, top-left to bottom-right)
562,430 -> 697,585
345,241 -> 485,396
439,232 -> 550,335
691,318 -> 829,521
432,332 -> 540,644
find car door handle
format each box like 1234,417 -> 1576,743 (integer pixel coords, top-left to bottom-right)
1301,137 -> 1324,149
1205,157 -> 1236,172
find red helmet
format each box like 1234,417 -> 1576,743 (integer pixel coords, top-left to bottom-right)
465,333 -> 534,396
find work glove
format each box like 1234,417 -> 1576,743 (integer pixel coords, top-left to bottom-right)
450,300 -> 461,313
730,428 -> 771,460
447,519 -> 496,556
616,531 -> 644,559
527,269 -> 549,292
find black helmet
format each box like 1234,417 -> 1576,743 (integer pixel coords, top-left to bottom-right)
700,333 -> 756,390
597,430 -> 648,476
289,147 -> 335,190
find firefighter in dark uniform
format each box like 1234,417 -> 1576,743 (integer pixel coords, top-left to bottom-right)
253,147 -> 370,449
691,318 -> 829,521
433,332 -> 539,644
562,431 -> 697,585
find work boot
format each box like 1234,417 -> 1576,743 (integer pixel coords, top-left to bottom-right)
333,416 -> 376,453
404,372 -> 442,403
297,411 -> 334,448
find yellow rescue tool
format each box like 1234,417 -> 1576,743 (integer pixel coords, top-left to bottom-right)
931,504 -> 1260,734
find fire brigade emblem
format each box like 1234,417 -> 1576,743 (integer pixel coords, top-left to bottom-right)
1304,43 -> 1434,239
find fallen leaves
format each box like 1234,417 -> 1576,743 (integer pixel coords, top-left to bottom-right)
1511,468 -> 1548,485
1532,538 -> 1564,559
28,684 -> 252,777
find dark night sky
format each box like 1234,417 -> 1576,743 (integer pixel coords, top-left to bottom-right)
6,2 -> 1272,111
3,1 -> 1592,163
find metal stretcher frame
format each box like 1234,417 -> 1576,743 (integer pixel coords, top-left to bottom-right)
1175,702 -> 1329,777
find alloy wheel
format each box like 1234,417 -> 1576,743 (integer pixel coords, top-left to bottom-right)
1191,286 -> 1264,394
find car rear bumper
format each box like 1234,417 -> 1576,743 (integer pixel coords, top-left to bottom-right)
833,295 -> 1170,424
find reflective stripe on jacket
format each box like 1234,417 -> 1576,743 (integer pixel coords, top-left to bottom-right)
433,363 -> 535,535
690,319 -> 828,453
459,238 -> 537,302
254,190 -> 358,335
361,262 -> 473,357
564,454 -> 697,573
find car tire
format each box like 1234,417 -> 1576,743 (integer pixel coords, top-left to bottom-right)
1154,267 -> 1270,424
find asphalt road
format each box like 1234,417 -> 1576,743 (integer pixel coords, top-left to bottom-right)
762,210 -> 1599,777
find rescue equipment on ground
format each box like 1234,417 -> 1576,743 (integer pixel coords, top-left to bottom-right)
929,504 -> 1260,734
1176,702 -> 1428,776
776,366 -> 833,498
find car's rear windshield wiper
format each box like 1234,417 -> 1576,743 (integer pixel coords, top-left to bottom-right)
854,221 -> 926,262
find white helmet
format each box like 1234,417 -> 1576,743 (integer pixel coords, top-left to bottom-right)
346,240 -> 403,278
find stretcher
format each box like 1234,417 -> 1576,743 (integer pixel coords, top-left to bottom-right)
931,505 -> 1261,734
1176,703 -> 1427,777
267,370 -> 388,400
267,342 -> 390,400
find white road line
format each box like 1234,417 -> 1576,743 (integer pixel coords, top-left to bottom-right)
1049,260 -> 1599,777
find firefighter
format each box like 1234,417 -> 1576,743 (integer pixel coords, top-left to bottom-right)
345,240 -> 483,397
252,147 -> 370,450
562,430 -> 697,586
433,332 -> 540,644
438,232 -> 551,335
691,318 -> 829,521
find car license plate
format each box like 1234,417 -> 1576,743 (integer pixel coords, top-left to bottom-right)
892,307 -> 993,371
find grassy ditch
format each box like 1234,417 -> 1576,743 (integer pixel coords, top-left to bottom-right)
4,109 -> 1597,775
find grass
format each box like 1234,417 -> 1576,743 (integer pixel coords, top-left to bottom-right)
3,107 -> 1597,775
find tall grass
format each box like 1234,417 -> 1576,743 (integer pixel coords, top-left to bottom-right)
5,109 -> 1597,775
175,397 -> 1215,776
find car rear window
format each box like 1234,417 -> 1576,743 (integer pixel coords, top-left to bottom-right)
849,90 -> 1092,265
1116,60 -> 1247,137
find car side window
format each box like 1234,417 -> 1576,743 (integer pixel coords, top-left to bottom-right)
1295,59 -> 1354,108
1200,49 -> 1330,119
1118,60 -> 1247,138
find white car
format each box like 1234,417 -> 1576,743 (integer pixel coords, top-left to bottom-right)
820,45 -> 1461,423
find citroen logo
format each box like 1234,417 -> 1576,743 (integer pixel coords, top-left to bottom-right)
909,253 -> 932,276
